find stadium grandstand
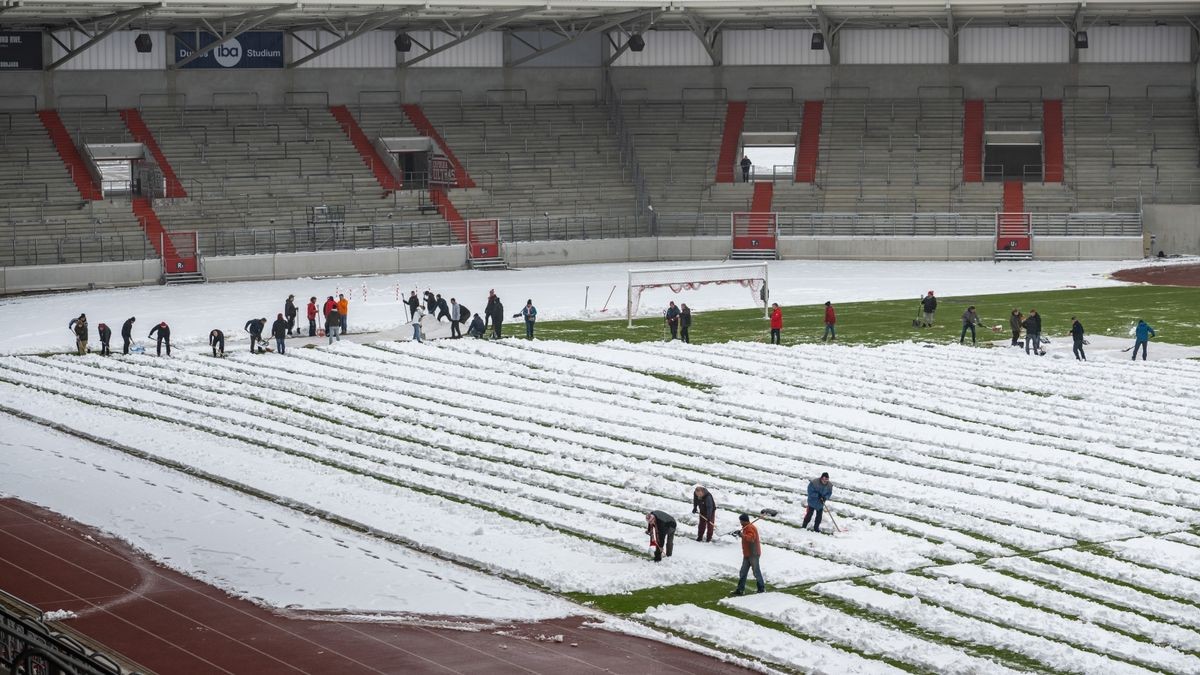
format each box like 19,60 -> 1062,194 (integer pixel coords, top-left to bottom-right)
5,2 -> 1200,673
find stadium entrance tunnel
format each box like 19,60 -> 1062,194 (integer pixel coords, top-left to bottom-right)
742,132 -> 797,182
984,130 -> 1043,182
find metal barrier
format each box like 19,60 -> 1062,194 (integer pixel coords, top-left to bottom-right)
654,211 -> 1141,238
1,589 -> 146,675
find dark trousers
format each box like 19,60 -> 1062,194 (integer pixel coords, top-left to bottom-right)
437,309 -> 450,323
801,506 -> 824,532
287,316 -> 295,335
340,315 -> 347,333
696,513 -> 714,541
308,318 -> 316,337
276,337 -> 285,354
1011,329 -> 1020,346
122,335 -> 131,354
741,167 -> 750,182
250,333 -> 262,352
524,320 -> 534,339
960,323 -> 976,344
492,319 -> 503,339
451,320 -> 461,338
770,328 -> 781,345
1133,340 -> 1148,360
156,336 -> 170,357
667,320 -> 678,340
737,555 -> 764,594
653,525 -> 675,562
823,323 -> 836,341
212,337 -> 224,357
1073,338 -> 1086,360
100,339 -> 111,356
681,325 -> 690,343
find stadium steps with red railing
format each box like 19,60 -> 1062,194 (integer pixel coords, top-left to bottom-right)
401,104 -> 475,188
38,109 -> 101,200
750,182 -> 774,212
715,101 -> 747,184
996,180 -> 1032,259
1042,100 -> 1064,182
430,187 -> 468,243
963,100 -> 984,183
330,105 -> 401,195
120,109 -> 187,198
131,196 -> 179,261
794,100 -> 824,183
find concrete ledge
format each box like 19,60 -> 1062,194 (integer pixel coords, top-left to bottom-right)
0,259 -> 161,295
779,237 -> 994,260
203,246 -> 469,282
1032,237 -> 1144,260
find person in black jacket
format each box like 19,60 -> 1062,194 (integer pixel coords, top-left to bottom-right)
406,291 -> 421,321
423,290 -> 437,316
121,317 -> 135,355
1070,317 -> 1086,361
468,313 -> 485,338
271,313 -> 289,354
1009,309 -> 1022,347
284,295 -> 298,335
645,511 -> 676,562
97,322 -> 112,356
489,295 -> 505,339
68,314 -> 88,355
665,302 -> 681,341
435,294 -> 450,323
680,304 -> 692,344
148,321 -> 171,356
692,486 -> 716,542
209,329 -> 225,357
920,291 -> 937,327
245,317 -> 267,353
1023,309 -> 1043,356
483,289 -> 497,330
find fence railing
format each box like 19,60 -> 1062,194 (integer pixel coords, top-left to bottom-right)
653,211 -> 1142,238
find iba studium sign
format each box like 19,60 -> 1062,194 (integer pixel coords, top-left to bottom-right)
174,31 -> 284,69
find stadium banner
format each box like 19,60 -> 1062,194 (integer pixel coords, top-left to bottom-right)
174,31 -> 284,69
0,31 -> 44,70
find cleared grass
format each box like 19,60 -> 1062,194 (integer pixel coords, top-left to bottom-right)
535,285 -> 1200,348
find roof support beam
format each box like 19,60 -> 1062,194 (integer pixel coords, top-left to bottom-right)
288,7 -> 413,68
507,9 -> 649,67
813,5 -> 843,66
171,3 -> 295,69
400,6 -> 534,68
46,3 -> 159,70
682,10 -> 722,66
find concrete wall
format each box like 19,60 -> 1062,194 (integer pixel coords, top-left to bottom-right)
0,258 -> 161,295
0,62 -> 1191,109
0,236 -> 1145,294
1143,204 -> 1200,255
202,246 -> 468,282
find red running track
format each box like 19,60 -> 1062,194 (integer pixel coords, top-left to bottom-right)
0,498 -> 754,674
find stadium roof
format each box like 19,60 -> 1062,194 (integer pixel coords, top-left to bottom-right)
2,0 -> 1200,35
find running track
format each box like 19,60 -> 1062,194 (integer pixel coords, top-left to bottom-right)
0,498 -> 755,674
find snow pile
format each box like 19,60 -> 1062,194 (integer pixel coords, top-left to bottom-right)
41,610 -> 78,621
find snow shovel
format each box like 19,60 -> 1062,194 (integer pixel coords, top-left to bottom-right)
821,501 -> 845,534
726,508 -> 779,537
911,305 -> 923,328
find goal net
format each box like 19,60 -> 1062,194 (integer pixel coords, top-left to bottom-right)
626,263 -> 769,327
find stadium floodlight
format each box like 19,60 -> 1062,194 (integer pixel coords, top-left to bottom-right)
627,263 -> 769,328
628,33 -> 645,52
395,33 -> 413,52
810,32 -> 825,50
135,33 -> 153,53
1074,31 -> 1088,49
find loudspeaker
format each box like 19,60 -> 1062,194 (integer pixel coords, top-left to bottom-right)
395,33 -> 412,52
628,33 -> 645,52
1074,31 -> 1088,49
134,33 -> 153,53
811,32 -> 825,50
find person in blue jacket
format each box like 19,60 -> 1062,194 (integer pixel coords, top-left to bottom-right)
515,299 -> 537,339
1132,319 -> 1156,361
801,472 -> 833,533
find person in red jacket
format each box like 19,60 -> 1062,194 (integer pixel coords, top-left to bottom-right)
769,303 -> 783,345
732,514 -> 764,595
823,301 -> 836,342
322,296 -> 336,325
306,296 -> 318,337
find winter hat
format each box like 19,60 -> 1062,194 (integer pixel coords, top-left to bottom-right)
738,514 -> 750,523
824,301 -> 831,306
821,472 -> 830,479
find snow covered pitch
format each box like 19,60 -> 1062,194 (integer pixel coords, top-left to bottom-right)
2,258 -> 1200,672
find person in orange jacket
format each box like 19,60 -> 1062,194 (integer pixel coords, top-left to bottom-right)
823,301 -> 836,342
769,303 -> 783,345
337,294 -> 349,334
732,513 -> 764,595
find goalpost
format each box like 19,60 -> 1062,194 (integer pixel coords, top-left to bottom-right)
626,263 -> 769,327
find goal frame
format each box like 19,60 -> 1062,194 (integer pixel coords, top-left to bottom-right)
626,262 -> 769,328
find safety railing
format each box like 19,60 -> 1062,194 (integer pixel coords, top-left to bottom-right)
1,589 -> 144,675
652,211 -> 1141,238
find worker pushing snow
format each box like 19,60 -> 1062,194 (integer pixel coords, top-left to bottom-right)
645,511 -> 676,562
801,472 -> 834,533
